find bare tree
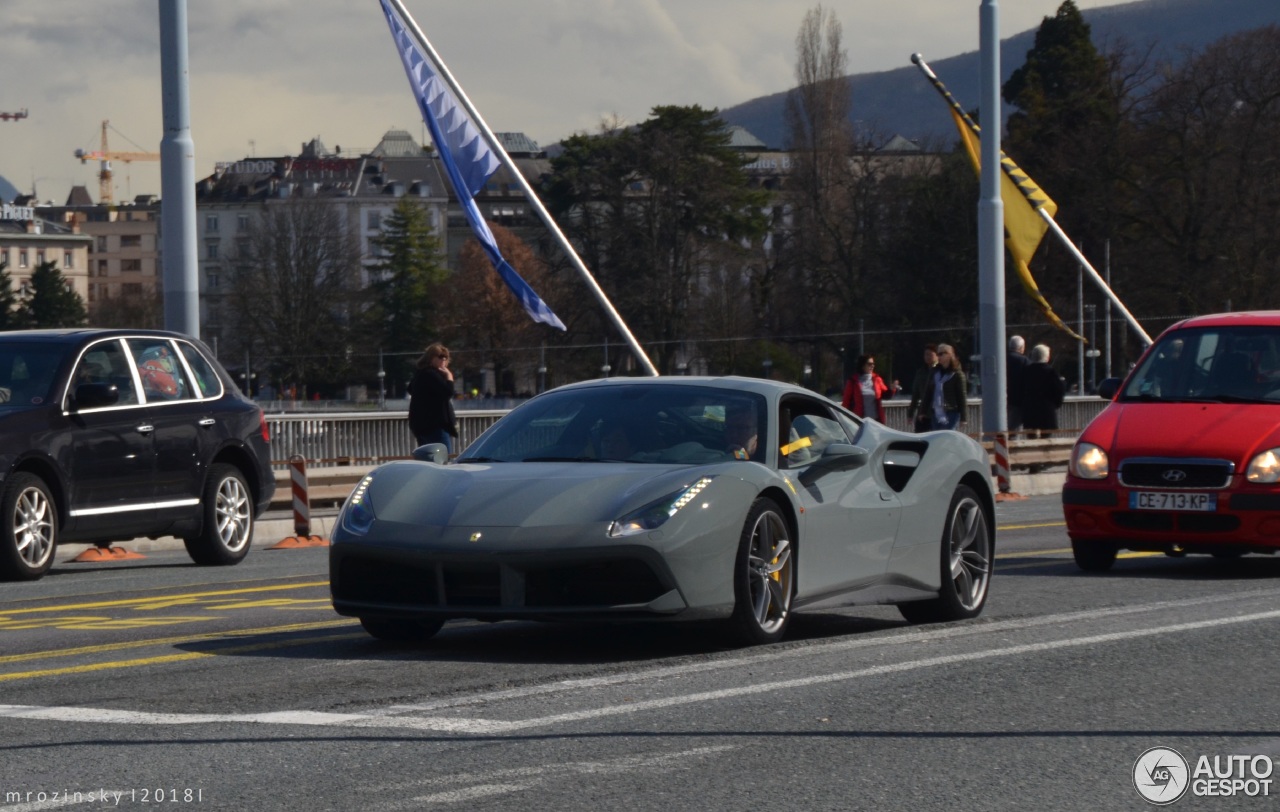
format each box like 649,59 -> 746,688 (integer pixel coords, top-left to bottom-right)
228,197 -> 362,393
1127,25 -> 1280,315
89,286 -> 163,329
444,222 -> 563,394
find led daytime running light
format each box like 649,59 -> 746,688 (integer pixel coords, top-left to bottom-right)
669,477 -> 713,515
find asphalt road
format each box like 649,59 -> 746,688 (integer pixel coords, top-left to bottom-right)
2,494 -> 1279,811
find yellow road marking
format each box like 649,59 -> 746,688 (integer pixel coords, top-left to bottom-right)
0,630 -> 366,683
998,547 -> 1073,558
0,571 -> 326,609
0,620 -> 354,665
1000,521 -> 1066,530
0,581 -> 329,616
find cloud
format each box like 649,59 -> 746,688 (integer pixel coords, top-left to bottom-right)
0,0 -> 1122,205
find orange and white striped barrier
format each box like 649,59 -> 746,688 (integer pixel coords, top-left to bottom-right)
992,432 -> 1024,501
268,454 -> 329,549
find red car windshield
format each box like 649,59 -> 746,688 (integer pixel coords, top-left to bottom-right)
1122,326 -> 1280,403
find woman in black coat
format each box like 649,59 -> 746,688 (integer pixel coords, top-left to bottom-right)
1022,344 -> 1065,438
408,343 -> 458,452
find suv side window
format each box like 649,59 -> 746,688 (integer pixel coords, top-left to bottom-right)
74,339 -> 140,407
178,341 -> 223,399
127,338 -> 195,403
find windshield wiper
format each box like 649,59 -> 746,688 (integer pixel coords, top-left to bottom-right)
521,456 -> 603,462
455,456 -> 504,463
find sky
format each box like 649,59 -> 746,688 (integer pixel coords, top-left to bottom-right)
0,0 -> 1126,207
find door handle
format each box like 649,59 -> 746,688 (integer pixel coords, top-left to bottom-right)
136,424 -> 154,434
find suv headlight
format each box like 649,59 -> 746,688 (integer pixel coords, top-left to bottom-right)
1247,449 -> 1280,483
608,477 -> 714,538
1071,442 -> 1109,480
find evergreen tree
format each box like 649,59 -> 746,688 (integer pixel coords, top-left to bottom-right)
546,105 -> 768,373
1000,0 -> 1131,342
367,196 -> 449,383
0,260 -> 24,331
21,261 -> 87,328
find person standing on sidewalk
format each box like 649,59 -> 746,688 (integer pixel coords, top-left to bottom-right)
1007,335 -> 1030,434
927,343 -> 968,431
408,343 -> 458,453
907,343 -> 939,432
842,354 -> 900,423
1022,343 -> 1065,439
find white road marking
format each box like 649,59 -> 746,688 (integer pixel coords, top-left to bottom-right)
2,607 -> 1277,735
380,747 -> 736,808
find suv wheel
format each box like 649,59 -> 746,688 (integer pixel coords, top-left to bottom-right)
0,473 -> 58,581
183,464 -> 253,566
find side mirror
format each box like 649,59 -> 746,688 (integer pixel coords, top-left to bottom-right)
412,442 -> 449,464
72,382 -> 120,410
808,443 -> 869,473
1097,377 -> 1122,400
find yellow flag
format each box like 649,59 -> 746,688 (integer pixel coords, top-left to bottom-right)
950,109 -> 1083,341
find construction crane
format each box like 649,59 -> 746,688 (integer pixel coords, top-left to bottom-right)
74,120 -> 159,204
0,109 -> 28,122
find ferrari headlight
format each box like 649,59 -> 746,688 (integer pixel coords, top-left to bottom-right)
1246,448 -> 1280,483
339,474 -> 377,536
1071,442 -> 1109,480
607,477 -> 714,538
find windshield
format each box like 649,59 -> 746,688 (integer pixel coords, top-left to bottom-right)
0,342 -> 65,410
1122,326 -> 1280,403
459,384 -> 768,464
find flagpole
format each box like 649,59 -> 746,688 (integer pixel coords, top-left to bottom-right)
385,0 -> 659,377
1038,211 -> 1151,345
911,53 -> 1151,348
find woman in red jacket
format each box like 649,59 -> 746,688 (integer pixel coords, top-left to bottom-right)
842,354 -> 900,422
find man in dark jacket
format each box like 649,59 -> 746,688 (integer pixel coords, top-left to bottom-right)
1022,344 -> 1065,439
1007,335 -> 1030,433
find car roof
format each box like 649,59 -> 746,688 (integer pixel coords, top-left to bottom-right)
545,375 -> 817,399
0,328 -> 194,344
1167,311 -> 1280,331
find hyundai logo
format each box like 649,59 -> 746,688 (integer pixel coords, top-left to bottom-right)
1162,469 -> 1188,483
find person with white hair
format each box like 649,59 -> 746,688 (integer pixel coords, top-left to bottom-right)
1022,343 -> 1065,439
1007,335 -> 1029,432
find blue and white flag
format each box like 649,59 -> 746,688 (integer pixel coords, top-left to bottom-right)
378,0 -> 566,330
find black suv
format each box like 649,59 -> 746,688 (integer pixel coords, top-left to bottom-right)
0,329 -> 275,581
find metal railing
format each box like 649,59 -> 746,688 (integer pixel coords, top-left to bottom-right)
263,396 -> 1109,469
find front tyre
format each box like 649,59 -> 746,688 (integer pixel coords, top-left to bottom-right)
183,464 -> 253,566
727,498 -> 794,645
0,473 -> 57,581
1072,537 -> 1117,572
899,485 -> 992,624
359,617 -> 445,642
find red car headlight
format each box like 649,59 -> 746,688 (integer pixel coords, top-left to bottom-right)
1071,442 -> 1109,480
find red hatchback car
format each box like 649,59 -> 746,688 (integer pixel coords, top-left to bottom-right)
1064,311 -> 1280,571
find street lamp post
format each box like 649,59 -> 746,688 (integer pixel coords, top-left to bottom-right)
762,358 -> 773,380
377,348 -> 386,408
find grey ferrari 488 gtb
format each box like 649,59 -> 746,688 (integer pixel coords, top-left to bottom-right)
330,376 -> 994,645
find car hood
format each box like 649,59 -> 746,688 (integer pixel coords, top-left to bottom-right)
353,459 -> 740,528
1084,401 -> 1280,464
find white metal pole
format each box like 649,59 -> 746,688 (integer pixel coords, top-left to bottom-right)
1039,211 -> 1151,346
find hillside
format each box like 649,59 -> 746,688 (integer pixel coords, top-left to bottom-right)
720,0 -> 1280,149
